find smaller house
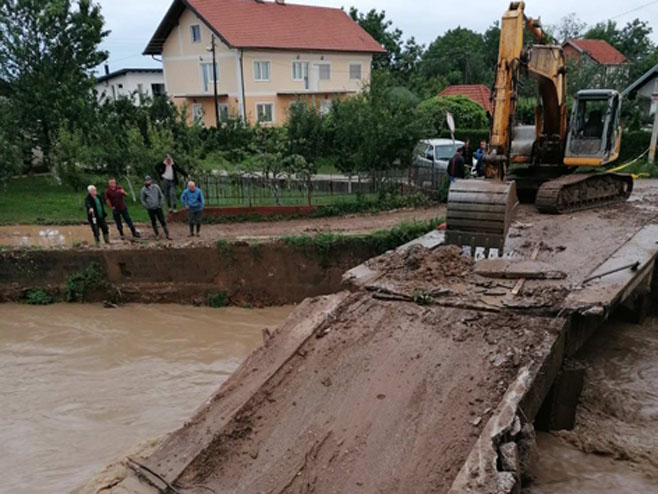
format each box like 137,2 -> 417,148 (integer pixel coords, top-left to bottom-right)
562,39 -> 629,81
623,63 -> 658,117
95,66 -> 166,105
438,85 -> 493,115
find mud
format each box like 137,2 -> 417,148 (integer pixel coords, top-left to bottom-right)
0,205 -> 445,249
0,304 -> 292,494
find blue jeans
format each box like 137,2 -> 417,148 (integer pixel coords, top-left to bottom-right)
112,209 -> 137,237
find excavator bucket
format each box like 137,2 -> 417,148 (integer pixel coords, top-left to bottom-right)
446,180 -> 519,253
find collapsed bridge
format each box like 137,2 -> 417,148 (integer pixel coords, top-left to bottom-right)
84,184 -> 658,494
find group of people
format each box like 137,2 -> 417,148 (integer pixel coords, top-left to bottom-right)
447,139 -> 488,182
85,155 -> 205,245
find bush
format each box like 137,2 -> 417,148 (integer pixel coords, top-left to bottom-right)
419,95 -> 488,136
207,292 -> 229,308
65,262 -> 108,302
24,288 -> 54,305
619,131 -> 652,163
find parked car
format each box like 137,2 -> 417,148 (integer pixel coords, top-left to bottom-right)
412,138 -> 465,187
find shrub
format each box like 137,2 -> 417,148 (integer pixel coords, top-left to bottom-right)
65,262 -> 108,302
419,95 -> 488,136
619,131 -> 652,163
207,292 -> 229,308
24,288 -> 54,305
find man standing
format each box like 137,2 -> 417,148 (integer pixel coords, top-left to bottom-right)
140,176 -> 171,240
105,178 -> 140,239
474,140 -> 487,177
85,185 -> 110,245
448,147 -> 465,183
156,154 -> 188,213
180,181 -> 205,237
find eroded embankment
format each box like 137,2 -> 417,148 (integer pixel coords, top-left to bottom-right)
0,239 -> 378,306
88,245 -> 563,494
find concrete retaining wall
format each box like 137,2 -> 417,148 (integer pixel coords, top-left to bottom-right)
0,240 -> 379,306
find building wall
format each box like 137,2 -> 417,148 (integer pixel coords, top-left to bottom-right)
95,71 -> 165,104
161,6 -> 373,126
637,76 -> 658,115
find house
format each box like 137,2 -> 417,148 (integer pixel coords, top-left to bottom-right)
438,85 -> 493,115
623,63 -> 658,117
562,39 -> 630,81
95,66 -> 166,104
144,0 -> 385,126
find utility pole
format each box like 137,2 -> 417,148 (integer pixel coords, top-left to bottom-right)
210,34 -> 220,127
650,92 -> 658,164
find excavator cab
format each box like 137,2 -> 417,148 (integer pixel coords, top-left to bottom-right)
564,90 -> 622,167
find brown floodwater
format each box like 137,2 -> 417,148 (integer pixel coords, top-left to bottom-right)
528,317 -> 658,493
0,303 -> 292,494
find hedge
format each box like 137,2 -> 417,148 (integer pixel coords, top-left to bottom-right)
439,128 -> 651,165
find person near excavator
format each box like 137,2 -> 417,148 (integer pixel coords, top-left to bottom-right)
474,140 -> 487,177
448,147 -> 465,183
85,185 -> 110,246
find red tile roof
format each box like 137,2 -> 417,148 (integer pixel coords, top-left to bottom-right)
565,39 -> 629,65
438,85 -> 493,114
145,0 -> 385,55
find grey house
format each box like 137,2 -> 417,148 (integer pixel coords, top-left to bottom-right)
623,63 -> 658,117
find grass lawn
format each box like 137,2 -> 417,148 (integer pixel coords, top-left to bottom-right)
0,175 -> 377,225
200,153 -> 342,176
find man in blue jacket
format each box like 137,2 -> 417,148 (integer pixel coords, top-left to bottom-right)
180,181 -> 205,237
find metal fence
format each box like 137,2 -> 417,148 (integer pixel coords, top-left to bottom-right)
192,169 -> 437,207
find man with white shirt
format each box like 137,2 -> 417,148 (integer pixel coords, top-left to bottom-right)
155,154 -> 188,213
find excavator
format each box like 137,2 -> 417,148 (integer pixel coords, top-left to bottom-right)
446,1 -> 634,252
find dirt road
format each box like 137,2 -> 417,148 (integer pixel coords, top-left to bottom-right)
0,206 -> 446,249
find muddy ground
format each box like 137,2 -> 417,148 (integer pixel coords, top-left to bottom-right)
0,205 -> 446,249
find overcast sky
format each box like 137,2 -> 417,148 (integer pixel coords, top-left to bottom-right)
96,0 -> 658,73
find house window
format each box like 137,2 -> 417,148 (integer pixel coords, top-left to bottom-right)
318,63 -> 331,81
349,63 -> 362,80
192,103 -> 204,124
256,103 -> 274,123
151,83 -> 166,96
201,62 -> 219,93
191,24 -> 201,43
319,99 -> 332,116
292,61 -> 309,90
218,104 -> 229,121
254,61 -> 271,81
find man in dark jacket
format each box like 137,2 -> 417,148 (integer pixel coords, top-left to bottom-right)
85,185 -> 110,245
156,154 -> 188,213
448,148 -> 465,183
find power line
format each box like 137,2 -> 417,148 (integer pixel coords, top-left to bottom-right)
603,0 -> 658,22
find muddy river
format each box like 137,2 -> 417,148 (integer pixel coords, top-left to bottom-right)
528,317 -> 658,493
0,304 -> 292,494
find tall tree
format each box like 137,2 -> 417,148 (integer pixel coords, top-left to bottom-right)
0,0 -> 108,167
349,8 -> 423,84
549,13 -> 587,43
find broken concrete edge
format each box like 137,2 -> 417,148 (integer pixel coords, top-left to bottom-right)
447,313 -> 566,494
342,230 -> 445,289
447,366 -> 535,494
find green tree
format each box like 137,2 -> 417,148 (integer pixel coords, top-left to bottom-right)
349,8 -> 423,84
418,95 -> 488,135
0,0 -> 108,166
0,98 -> 23,182
421,28 -> 491,86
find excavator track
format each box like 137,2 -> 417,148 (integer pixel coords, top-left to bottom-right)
535,173 -> 634,214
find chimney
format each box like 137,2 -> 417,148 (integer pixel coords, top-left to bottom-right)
275,0 -> 285,4
104,64 -> 110,76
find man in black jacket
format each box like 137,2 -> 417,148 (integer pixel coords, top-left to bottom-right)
156,154 -> 189,213
85,185 -> 110,245
448,148 -> 465,183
